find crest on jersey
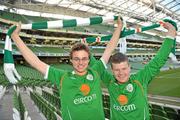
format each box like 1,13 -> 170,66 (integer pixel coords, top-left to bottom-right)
126,83 -> 133,92
86,74 -> 93,81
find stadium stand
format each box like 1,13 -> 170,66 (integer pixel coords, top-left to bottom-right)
1,64 -> 180,120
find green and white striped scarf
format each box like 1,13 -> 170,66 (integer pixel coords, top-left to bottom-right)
3,16 -> 177,84
3,16 -> 118,84
4,26 -> 21,84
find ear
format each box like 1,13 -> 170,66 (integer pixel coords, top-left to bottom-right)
111,68 -> 113,73
128,65 -> 131,72
111,63 -> 115,69
128,64 -> 131,69
111,65 -> 115,72
128,64 -> 131,67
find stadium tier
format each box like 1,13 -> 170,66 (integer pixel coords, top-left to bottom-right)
0,10 -> 51,23
0,63 -> 180,119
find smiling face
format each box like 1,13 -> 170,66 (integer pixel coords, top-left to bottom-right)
110,52 -> 131,83
71,50 -> 89,75
70,43 -> 90,76
111,61 -> 131,83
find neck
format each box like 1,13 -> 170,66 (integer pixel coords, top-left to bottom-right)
75,70 -> 87,76
117,80 -> 128,84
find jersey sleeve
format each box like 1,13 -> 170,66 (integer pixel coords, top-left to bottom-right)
91,57 -> 107,75
90,57 -> 113,86
136,37 -> 174,86
45,66 -> 66,89
101,70 -> 114,87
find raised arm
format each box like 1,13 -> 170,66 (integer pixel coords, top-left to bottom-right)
11,23 -> 48,75
101,17 -> 123,64
137,22 -> 177,85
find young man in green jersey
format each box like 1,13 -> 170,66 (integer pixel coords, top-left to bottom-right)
92,22 -> 177,120
10,18 -> 122,120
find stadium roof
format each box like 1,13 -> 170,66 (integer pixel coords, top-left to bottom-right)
0,0 -> 180,37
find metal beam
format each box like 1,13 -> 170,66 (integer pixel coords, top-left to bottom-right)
142,1 -> 180,21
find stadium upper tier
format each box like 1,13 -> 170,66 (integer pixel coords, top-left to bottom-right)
0,10 -> 179,59
0,10 -> 114,34
0,42 -> 158,56
0,42 -> 180,58
0,10 -> 177,43
0,10 -> 54,24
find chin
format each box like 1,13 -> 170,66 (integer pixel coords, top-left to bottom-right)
77,69 -> 86,73
117,79 -> 127,83
119,81 -> 126,83
79,70 -> 86,73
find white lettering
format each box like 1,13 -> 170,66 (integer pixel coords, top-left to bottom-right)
73,94 -> 97,105
113,104 -> 136,112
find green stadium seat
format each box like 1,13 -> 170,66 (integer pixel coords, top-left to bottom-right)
30,91 -> 62,120
151,114 -> 169,120
166,111 -> 180,120
149,104 -> 152,109
177,109 -> 180,115
163,106 -> 177,114
53,88 -> 59,96
102,94 -> 110,119
152,104 -> 163,110
152,109 -> 167,118
149,108 -> 153,115
104,108 -> 110,119
56,110 -> 61,116
13,89 -> 26,120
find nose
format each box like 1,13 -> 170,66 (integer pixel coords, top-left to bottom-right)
118,70 -> 122,75
79,60 -> 84,64
117,70 -> 123,75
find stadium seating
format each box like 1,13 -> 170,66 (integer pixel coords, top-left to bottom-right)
30,91 -> 61,120
150,103 -> 180,120
42,90 -> 61,110
1,64 -> 180,119
163,106 -> 177,113
152,109 -> 167,118
151,114 -> 169,120
103,94 -> 110,119
0,66 -> 10,86
166,111 -> 180,120
13,87 -> 28,120
152,104 -> 164,110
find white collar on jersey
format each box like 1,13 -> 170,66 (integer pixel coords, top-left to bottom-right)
71,71 -> 93,81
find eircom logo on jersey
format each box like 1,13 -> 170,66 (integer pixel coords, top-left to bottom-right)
113,104 -> 136,112
73,94 -> 97,105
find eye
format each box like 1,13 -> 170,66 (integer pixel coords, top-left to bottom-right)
72,57 -> 89,62
114,69 -> 119,72
82,57 -> 89,62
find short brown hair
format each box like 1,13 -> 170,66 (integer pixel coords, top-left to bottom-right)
70,42 -> 90,59
110,52 -> 128,66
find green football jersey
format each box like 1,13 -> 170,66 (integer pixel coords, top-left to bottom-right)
46,60 -> 106,120
92,38 -> 174,120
